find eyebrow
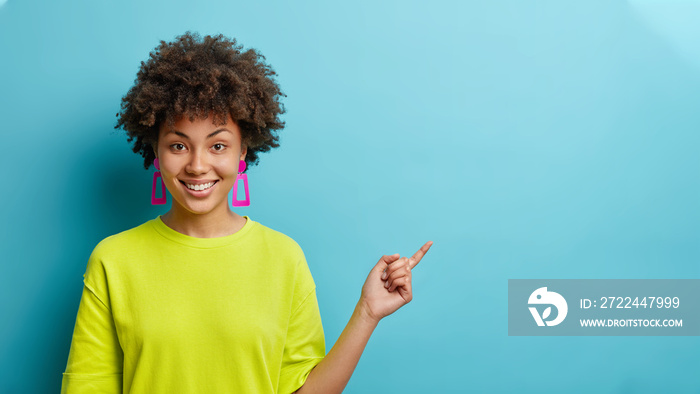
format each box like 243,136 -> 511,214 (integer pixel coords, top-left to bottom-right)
167,129 -> 231,139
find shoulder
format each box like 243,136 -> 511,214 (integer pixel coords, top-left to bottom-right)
249,220 -> 306,260
252,221 -> 317,298
83,219 -> 157,300
89,219 -> 157,260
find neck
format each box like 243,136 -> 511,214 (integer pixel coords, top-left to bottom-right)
160,203 -> 246,238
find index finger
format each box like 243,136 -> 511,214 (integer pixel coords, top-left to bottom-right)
408,241 -> 433,269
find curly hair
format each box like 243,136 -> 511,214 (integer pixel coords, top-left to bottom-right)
115,31 -> 286,170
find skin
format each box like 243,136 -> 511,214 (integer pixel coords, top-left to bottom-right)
155,113 -> 433,393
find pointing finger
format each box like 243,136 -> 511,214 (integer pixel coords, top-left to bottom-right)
408,241 -> 433,269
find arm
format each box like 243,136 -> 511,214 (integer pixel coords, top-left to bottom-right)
294,299 -> 378,394
295,242 -> 433,394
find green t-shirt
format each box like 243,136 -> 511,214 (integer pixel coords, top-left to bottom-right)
61,216 -> 325,393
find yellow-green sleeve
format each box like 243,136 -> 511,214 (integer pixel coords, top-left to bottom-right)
61,275 -> 123,392
278,257 -> 326,394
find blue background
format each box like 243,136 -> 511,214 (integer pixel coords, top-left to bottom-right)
1,0 -> 699,392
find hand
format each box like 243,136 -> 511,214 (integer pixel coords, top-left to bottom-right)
358,241 -> 433,323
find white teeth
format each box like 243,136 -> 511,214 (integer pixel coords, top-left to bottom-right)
185,182 -> 215,191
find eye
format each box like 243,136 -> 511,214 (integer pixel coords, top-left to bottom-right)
212,143 -> 226,151
170,143 -> 186,151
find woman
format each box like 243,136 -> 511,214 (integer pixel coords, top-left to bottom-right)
61,31 -> 432,394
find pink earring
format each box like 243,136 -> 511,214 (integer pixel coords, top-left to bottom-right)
151,158 -> 167,205
232,160 -> 250,207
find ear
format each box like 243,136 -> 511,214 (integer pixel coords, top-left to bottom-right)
239,144 -> 247,162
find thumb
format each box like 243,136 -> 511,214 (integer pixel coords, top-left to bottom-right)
374,253 -> 400,274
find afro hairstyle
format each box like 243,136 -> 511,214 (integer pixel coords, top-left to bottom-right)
115,31 -> 286,170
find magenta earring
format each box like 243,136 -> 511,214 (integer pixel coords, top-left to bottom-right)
232,160 -> 250,207
151,158 -> 167,205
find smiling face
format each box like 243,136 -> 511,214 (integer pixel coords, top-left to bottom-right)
156,113 -> 247,218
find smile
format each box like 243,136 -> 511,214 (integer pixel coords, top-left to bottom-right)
180,181 -> 218,191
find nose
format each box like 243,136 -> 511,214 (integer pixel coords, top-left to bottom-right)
185,149 -> 209,175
